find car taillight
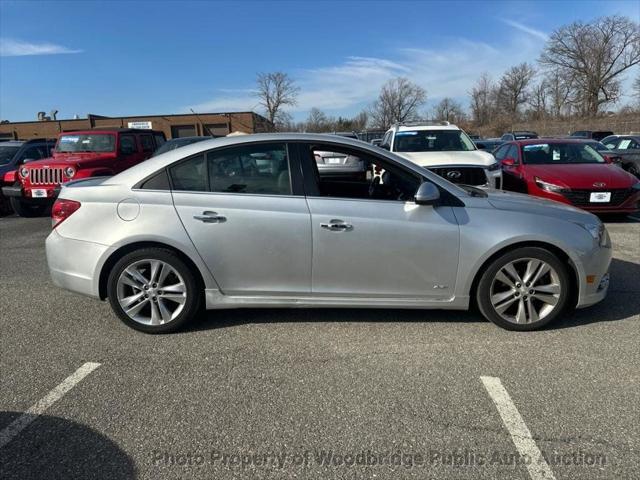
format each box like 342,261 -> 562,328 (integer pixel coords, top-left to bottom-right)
51,199 -> 81,229
3,170 -> 17,184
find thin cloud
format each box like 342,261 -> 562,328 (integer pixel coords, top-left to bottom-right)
0,38 -> 82,57
186,33 -> 543,118
500,19 -> 549,41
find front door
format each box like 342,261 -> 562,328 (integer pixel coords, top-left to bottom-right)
171,142 -> 312,295
300,142 -> 460,299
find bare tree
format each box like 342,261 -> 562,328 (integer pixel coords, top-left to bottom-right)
497,63 -> 536,120
539,15 -> 640,115
634,76 -> 640,102
469,73 -> 497,125
305,107 -> 330,132
369,77 -> 426,128
254,72 -> 300,129
545,73 -> 577,118
432,97 -> 466,123
527,79 -> 550,120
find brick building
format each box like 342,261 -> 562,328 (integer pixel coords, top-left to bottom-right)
0,111 -> 273,140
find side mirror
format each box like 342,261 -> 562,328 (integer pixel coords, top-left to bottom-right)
414,182 -> 440,206
23,158 -> 35,164
501,157 -> 515,166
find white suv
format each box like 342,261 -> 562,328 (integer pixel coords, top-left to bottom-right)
380,122 -> 502,188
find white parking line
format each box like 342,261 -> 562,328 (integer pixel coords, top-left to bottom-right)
481,376 -> 555,480
0,362 -> 101,449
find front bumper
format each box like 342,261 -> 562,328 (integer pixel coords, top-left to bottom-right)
46,229 -> 110,298
2,185 -> 61,202
575,240 -> 612,309
532,187 -> 640,213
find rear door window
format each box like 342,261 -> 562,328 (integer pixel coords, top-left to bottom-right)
208,143 -> 291,195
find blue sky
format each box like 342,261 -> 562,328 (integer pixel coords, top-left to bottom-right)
1,0 -> 638,122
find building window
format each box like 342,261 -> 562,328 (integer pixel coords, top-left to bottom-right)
171,125 -> 197,138
203,123 -> 229,136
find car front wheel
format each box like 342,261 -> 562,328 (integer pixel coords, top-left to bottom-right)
476,247 -> 570,331
107,248 -> 201,333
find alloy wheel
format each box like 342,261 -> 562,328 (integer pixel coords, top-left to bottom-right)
490,258 -> 562,324
116,259 -> 187,326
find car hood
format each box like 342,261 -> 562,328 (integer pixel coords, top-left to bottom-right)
486,189 -> 597,223
525,163 -> 637,189
395,150 -> 495,167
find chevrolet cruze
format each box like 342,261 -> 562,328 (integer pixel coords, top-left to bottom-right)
46,133 -> 612,333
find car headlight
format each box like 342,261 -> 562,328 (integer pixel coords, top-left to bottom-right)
64,167 -> 75,178
534,176 -> 564,192
19,167 -> 29,178
486,162 -> 501,172
578,222 -> 608,247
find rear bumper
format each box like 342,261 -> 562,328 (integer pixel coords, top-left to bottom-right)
46,229 -> 109,298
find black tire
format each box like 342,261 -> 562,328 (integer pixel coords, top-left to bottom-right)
9,197 -> 48,217
626,164 -> 639,179
476,247 -> 571,331
107,248 -> 202,333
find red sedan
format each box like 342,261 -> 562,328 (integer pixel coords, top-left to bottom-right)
495,139 -> 640,214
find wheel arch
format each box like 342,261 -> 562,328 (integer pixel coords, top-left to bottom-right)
468,240 -> 580,311
98,241 -> 206,300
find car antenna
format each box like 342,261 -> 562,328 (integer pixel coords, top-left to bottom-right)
190,109 -> 214,137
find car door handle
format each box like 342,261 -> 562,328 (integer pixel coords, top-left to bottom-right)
320,220 -> 353,231
193,211 -> 226,223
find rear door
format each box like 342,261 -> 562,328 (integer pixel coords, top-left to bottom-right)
171,142 -> 312,295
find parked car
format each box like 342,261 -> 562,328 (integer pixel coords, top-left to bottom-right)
500,131 -> 539,141
380,122 -> 502,188
583,140 -> 622,165
314,149 -> 368,180
570,130 -> 614,142
474,139 -> 503,152
600,134 -> 620,146
600,135 -> 640,178
47,133 -> 613,333
152,136 -> 212,157
2,128 -> 165,217
0,138 -> 56,213
496,139 -> 640,214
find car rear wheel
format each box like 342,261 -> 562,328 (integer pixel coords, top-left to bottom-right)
476,247 -> 570,331
107,248 -> 201,333
9,197 -> 48,217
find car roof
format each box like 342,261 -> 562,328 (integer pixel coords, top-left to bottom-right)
514,138 -> 600,145
396,124 -> 460,131
59,128 -> 162,135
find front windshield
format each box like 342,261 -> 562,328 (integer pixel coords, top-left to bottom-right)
522,143 -> 606,164
0,146 -> 20,165
394,130 -> 476,152
56,134 -> 116,153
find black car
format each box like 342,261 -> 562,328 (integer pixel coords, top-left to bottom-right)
570,130 -> 614,142
601,135 -> 640,178
0,138 -> 56,213
500,131 -> 539,141
152,136 -> 214,157
474,139 -> 503,152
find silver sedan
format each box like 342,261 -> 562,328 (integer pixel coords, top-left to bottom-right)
46,133 -> 612,333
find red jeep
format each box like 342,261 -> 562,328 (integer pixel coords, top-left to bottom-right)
2,128 -> 165,216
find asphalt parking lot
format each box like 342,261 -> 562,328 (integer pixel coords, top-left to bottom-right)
0,214 -> 638,480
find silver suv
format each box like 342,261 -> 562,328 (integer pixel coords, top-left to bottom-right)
380,122 -> 502,188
